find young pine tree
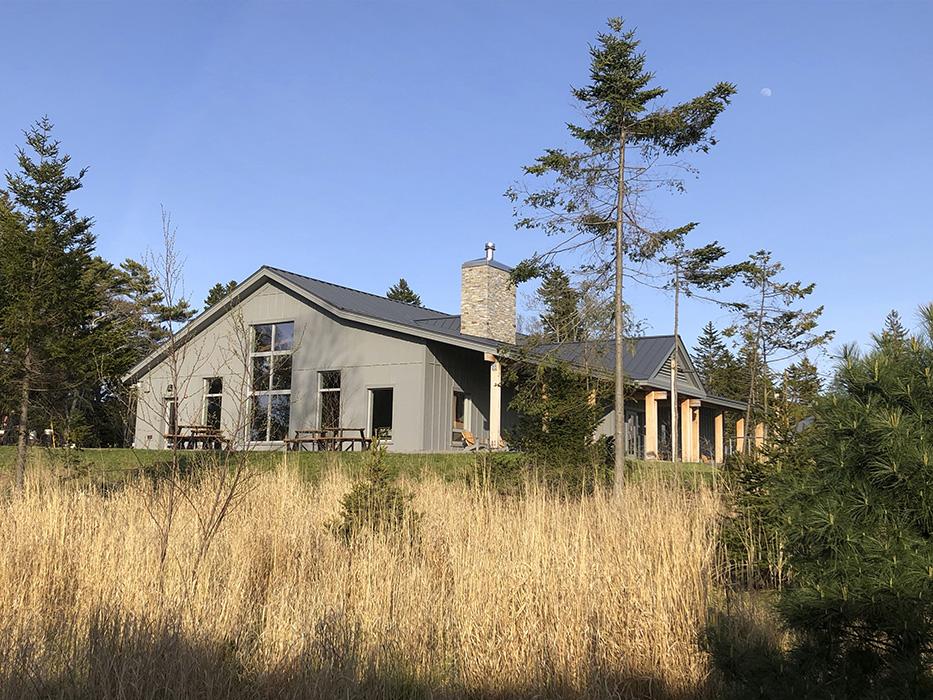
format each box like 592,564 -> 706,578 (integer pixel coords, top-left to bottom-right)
508,18 -> 735,488
742,306 -> 933,695
386,278 -> 422,306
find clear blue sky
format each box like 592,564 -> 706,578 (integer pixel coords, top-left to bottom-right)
3,1 -> 931,366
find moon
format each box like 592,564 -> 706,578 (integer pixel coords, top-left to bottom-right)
760,87 -> 773,97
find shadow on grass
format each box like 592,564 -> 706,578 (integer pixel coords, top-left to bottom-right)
0,606 -> 718,700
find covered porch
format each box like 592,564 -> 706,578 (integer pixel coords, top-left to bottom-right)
627,389 -> 758,464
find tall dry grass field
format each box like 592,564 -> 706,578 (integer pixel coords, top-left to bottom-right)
0,464 -> 720,698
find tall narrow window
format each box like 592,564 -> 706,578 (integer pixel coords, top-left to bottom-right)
250,322 -> 293,441
165,397 -> 178,437
370,388 -> 393,440
203,377 -> 223,430
452,390 -> 470,443
319,370 -> 341,429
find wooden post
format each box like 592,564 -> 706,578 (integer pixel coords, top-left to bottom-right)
754,422 -> 765,451
714,411 -> 724,464
680,397 -> 692,464
643,391 -> 667,460
485,353 -> 502,449
735,417 -> 746,454
690,399 -> 701,462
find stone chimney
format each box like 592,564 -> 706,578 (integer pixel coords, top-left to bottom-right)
460,242 -> 516,344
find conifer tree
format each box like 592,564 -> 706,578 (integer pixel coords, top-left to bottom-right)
742,307 -> 933,695
204,280 -> 237,309
386,278 -> 422,306
0,118 -> 103,486
508,18 -> 735,488
729,250 -> 832,449
536,266 -> 582,343
651,233 -> 743,461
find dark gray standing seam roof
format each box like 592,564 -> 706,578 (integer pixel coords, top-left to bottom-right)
245,267 -> 744,410
268,267 -> 497,347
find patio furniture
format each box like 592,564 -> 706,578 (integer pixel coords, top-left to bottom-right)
286,427 -> 372,452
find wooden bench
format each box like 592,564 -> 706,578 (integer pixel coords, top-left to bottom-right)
286,428 -> 372,452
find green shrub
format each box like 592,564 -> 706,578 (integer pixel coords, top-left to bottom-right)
717,305 -> 933,696
328,440 -> 420,543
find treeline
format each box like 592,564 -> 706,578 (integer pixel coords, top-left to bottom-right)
0,119 -> 229,482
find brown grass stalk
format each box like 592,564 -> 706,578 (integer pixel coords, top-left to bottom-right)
0,464 -> 721,699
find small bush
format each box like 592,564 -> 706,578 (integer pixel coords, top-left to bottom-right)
328,440 -> 420,543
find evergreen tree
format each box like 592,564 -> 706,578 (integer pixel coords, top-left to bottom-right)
729,250 -> 833,448
877,308 -> 909,349
204,280 -> 237,309
507,18 -> 735,488
536,266 -> 582,343
727,307 -> 933,695
386,278 -> 422,306
693,321 -> 743,400
650,233 -> 743,461
774,356 -> 822,433
0,118 -> 104,486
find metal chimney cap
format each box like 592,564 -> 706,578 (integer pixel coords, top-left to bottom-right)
484,241 -> 495,261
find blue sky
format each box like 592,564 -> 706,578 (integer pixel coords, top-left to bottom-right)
3,1 -> 931,369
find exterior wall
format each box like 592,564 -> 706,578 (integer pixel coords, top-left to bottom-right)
133,281 -> 429,451
422,342 -> 492,451
459,261 -> 516,344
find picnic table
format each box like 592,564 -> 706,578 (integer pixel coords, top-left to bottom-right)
286,427 -> 372,452
164,424 -> 228,450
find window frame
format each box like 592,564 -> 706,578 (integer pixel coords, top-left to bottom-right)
318,370 -> 342,430
451,390 -> 471,445
249,321 -> 294,443
368,386 -> 395,442
203,377 -> 223,430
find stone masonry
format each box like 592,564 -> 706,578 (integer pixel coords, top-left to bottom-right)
460,258 -> 516,344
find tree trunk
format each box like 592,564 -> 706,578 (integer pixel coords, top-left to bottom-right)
14,347 -> 31,492
671,265 -> 680,463
613,131 -> 627,493
744,278 -> 767,453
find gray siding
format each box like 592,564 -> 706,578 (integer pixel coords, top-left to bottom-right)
422,343 -> 491,451
134,281 -> 430,452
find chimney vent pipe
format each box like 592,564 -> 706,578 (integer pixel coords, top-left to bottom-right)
484,241 -> 495,262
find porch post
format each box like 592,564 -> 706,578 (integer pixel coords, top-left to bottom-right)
735,417 -> 746,453
680,397 -> 692,464
643,391 -> 666,460
754,422 -> 765,451
714,411 -> 724,464
691,401 -> 701,462
485,353 -> 502,448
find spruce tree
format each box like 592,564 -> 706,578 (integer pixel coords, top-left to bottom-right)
204,280 -> 237,309
730,250 -> 832,448
0,118 -> 102,486
386,278 -> 422,306
536,266 -> 582,343
508,18 -> 735,488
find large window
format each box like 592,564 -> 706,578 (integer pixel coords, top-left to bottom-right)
369,388 -> 393,440
452,390 -> 470,443
250,322 -> 293,441
203,377 -> 223,430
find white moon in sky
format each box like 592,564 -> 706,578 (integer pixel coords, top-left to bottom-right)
760,87 -> 773,97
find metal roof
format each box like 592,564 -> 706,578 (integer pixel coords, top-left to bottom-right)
268,267 -> 498,347
123,265 -> 748,410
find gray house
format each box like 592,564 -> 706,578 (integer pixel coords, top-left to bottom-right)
125,244 -> 749,459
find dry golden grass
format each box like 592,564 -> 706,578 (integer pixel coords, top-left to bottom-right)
0,462 -> 721,699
